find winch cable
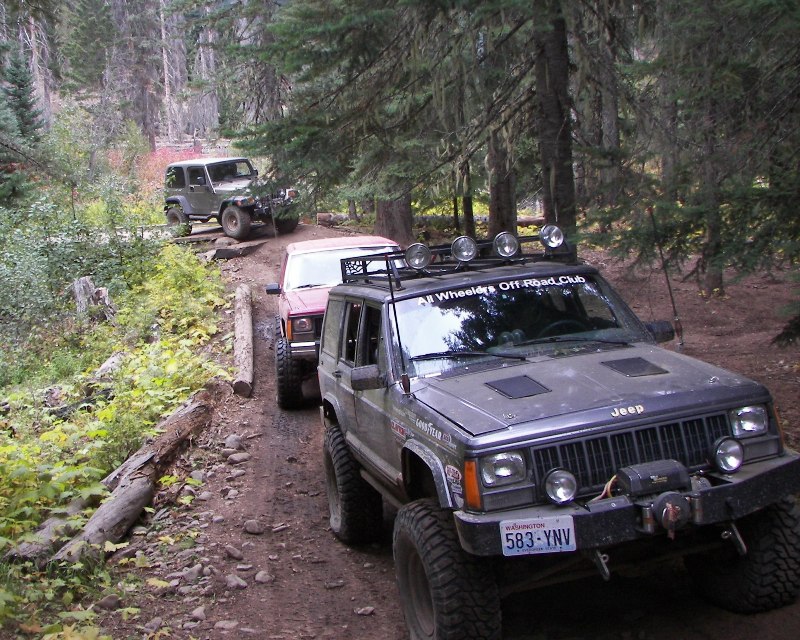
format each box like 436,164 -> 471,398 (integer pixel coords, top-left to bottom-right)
647,206 -> 684,351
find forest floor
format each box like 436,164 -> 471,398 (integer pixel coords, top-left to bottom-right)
93,220 -> 800,640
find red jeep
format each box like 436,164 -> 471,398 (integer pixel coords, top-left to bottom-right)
266,235 -> 400,408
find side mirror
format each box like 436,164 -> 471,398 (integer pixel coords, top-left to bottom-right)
265,283 -> 281,295
645,320 -> 675,343
351,364 -> 386,391
195,176 -> 206,186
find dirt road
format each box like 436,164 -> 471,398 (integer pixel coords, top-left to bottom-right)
99,221 -> 800,640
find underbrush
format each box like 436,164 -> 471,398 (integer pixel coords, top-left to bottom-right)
0,243 -> 229,635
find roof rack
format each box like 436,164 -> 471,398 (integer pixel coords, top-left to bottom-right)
340,234 -> 577,289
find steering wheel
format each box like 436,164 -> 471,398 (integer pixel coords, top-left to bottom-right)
536,319 -> 589,338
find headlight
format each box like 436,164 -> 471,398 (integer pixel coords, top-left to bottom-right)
729,405 -> 767,437
711,437 -> 744,473
235,195 -> 256,207
480,451 -> 526,487
543,468 -> 577,504
291,317 -> 313,334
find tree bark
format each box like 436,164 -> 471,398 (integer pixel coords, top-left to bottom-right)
487,128 -> 517,236
233,284 -> 254,397
375,193 -> 414,247
533,0 -> 577,238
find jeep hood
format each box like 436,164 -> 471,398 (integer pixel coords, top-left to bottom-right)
411,344 -> 768,438
283,287 -> 331,316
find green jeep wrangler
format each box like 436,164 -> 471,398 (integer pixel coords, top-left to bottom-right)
163,156 -> 298,240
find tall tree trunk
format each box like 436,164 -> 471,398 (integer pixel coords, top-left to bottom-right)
533,0 -> 577,238
375,194 -> 414,247
159,0 -> 175,141
461,161 -> 476,239
487,128 -> 517,236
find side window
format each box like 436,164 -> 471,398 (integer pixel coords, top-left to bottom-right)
321,298 -> 345,357
358,305 -> 383,367
187,167 -> 206,186
342,302 -> 362,365
165,166 -> 185,188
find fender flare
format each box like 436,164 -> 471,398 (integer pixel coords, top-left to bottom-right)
165,195 -> 192,215
402,439 -> 454,509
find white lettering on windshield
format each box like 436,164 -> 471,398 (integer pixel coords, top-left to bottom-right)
416,276 -> 587,304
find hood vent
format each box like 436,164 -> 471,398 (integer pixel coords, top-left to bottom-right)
602,357 -> 668,377
486,375 -> 550,399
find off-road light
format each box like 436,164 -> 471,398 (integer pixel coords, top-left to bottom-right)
540,224 -> 565,249
405,243 -> 432,270
451,236 -> 478,262
729,405 -> 767,437
493,232 -> 519,258
543,468 -> 578,504
711,437 -> 744,473
480,451 -> 526,487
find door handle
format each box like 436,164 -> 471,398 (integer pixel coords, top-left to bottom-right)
333,370 -> 342,378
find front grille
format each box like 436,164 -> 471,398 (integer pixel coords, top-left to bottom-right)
532,413 -> 729,496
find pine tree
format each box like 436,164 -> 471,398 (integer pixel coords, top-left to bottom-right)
3,52 -> 44,142
60,0 -> 116,92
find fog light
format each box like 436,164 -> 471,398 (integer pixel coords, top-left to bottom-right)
405,243 -> 432,270
543,469 -> 577,504
540,224 -> 564,249
493,232 -> 519,258
451,236 -> 478,262
712,437 -> 743,473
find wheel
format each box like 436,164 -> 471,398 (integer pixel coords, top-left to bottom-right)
165,206 -> 191,237
323,422 -> 383,544
274,214 -> 299,235
221,205 -> 252,240
536,318 -> 588,338
393,499 -> 501,640
275,336 -> 305,409
685,497 -> 800,613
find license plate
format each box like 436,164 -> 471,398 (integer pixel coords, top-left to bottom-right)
499,516 -> 576,556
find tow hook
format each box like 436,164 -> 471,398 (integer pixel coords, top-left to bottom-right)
591,550 -> 611,581
721,521 -> 748,556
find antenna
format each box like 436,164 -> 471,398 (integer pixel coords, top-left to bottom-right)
648,206 -> 684,351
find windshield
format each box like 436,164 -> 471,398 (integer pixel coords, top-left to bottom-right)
207,160 -> 254,184
284,246 -> 398,291
394,274 -> 652,378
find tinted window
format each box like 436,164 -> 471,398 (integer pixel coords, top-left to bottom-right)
321,298 -> 345,356
342,302 -> 362,365
165,166 -> 186,188
187,167 -> 206,186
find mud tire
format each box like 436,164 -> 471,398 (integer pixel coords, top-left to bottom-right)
221,205 -> 252,240
165,206 -> 191,237
393,499 -> 501,640
685,497 -> 800,613
323,422 -> 383,544
275,336 -> 304,409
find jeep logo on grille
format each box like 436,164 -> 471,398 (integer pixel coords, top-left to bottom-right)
611,404 -> 645,418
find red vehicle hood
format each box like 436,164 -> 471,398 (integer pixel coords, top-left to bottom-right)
283,287 -> 331,316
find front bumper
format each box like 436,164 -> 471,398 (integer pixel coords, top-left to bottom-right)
454,451 -> 800,556
287,341 -> 319,360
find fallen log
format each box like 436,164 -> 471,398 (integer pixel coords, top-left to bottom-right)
233,284 -> 254,397
11,385 -> 218,566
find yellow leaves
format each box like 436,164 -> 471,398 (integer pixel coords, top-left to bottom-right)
103,540 -> 129,553
146,578 -> 171,590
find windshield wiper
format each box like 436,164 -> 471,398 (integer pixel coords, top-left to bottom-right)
516,335 -> 630,347
291,283 -> 327,290
410,350 -> 528,362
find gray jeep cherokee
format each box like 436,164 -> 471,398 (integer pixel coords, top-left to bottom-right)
164,157 -> 298,240
318,227 -> 800,639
